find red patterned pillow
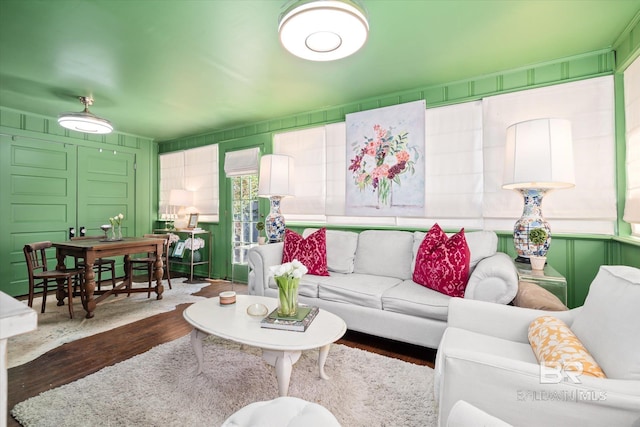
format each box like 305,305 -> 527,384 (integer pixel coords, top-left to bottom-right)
282,228 -> 329,276
413,225 -> 470,297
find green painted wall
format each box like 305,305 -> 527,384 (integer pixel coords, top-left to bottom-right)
159,48 -> 640,308
0,108 -> 156,296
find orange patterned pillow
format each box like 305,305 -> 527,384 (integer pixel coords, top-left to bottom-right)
528,316 -> 606,379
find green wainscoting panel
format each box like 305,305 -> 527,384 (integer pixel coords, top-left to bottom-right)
12,175 -> 68,197
0,114 -> 155,297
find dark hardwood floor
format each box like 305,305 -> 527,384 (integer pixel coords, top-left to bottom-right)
7,279 -> 436,426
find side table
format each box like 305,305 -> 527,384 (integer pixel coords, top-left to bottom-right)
514,261 -> 568,305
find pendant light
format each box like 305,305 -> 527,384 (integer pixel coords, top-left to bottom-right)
58,96 -> 113,134
278,0 -> 369,61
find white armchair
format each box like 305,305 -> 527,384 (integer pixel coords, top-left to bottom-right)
434,265 -> 640,427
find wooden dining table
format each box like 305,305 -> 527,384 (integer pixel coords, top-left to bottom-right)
53,237 -> 165,319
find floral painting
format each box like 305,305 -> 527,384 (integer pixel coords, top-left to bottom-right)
345,100 -> 425,216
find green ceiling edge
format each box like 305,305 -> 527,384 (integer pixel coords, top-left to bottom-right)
158,49 -> 615,153
613,9 -> 640,71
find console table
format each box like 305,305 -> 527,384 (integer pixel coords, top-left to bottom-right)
514,260 -> 568,305
157,229 -> 212,284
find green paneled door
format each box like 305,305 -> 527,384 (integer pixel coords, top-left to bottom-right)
1,135 -> 77,295
77,147 -> 136,237
0,138 -> 137,296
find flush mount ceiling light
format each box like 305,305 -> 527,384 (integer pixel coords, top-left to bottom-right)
58,96 -> 113,134
278,0 -> 369,61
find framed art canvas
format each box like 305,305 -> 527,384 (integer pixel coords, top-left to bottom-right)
345,100 -> 426,217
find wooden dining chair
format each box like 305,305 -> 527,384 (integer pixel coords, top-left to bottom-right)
23,241 -> 83,319
129,233 -> 172,297
70,235 -> 117,291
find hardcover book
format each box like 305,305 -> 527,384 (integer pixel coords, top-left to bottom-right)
260,305 -> 320,332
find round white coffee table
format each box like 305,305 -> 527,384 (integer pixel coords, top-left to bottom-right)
183,295 -> 347,397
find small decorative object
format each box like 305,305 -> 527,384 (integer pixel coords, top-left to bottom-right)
219,291 -> 236,305
184,236 -> 205,262
108,213 -> 124,240
246,303 -> 269,317
529,228 -> 548,270
100,224 -> 111,240
256,221 -> 266,245
270,259 -> 308,317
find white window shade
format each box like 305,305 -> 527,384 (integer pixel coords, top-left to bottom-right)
159,152 -> 184,216
159,145 -> 219,222
424,101 -> 483,220
624,56 -> 640,227
274,127 -> 327,220
185,145 -> 219,219
482,76 -> 616,234
224,147 -> 260,177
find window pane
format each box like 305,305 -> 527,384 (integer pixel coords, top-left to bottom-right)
231,174 -> 259,264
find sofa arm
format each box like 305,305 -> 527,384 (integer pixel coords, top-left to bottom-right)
465,252 -> 518,305
447,298 -> 580,344
247,243 -> 284,296
437,340 -> 640,426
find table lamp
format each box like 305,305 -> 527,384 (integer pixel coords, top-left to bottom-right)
169,189 -> 193,230
502,118 -> 575,262
258,154 -> 295,242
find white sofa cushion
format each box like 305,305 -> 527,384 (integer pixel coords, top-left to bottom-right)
570,265 -> 640,380
315,272 -> 403,309
412,230 -> 498,273
353,230 -> 414,279
381,279 -> 451,321
304,228 -> 359,274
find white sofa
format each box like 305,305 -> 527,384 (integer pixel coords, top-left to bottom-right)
435,265 -> 640,426
248,229 -> 518,349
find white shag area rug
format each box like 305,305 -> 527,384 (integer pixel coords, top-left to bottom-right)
12,335 -> 437,427
8,278 -> 209,368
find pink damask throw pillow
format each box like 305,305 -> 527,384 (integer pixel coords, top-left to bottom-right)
282,228 -> 330,276
413,224 -> 470,297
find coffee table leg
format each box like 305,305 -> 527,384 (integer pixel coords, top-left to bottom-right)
190,329 -> 209,375
262,350 -> 301,397
318,344 -> 331,380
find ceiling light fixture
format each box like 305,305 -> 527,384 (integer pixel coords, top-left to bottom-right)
278,0 -> 369,61
58,96 -> 113,134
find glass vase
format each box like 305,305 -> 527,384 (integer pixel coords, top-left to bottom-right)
110,227 -> 117,241
117,225 -> 122,240
275,276 -> 299,317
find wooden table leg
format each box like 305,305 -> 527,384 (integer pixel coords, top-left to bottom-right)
154,245 -> 164,300
54,249 -> 67,307
83,253 -> 97,319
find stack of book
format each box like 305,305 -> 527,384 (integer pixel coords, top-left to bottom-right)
260,305 -> 320,332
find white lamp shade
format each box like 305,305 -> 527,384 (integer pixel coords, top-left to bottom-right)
169,189 -> 193,207
502,118 -> 575,190
258,155 -> 295,197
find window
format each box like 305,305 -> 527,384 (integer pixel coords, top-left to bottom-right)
273,77 -> 616,234
624,56 -> 640,236
231,174 -> 259,264
159,144 -> 219,222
